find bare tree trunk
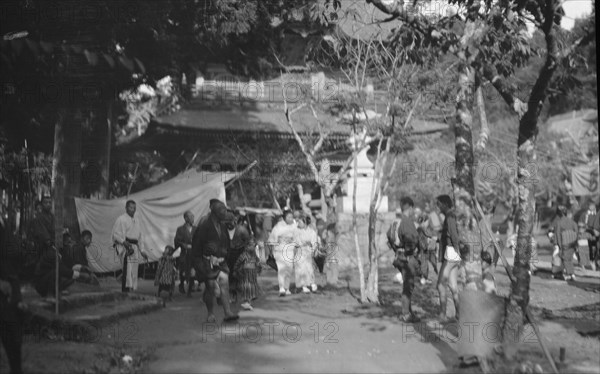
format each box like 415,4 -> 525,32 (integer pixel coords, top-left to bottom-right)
297,184 -> 311,216
365,137 -> 384,303
319,161 -> 329,220
238,179 -> 248,206
268,182 -> 282,211
353,143 -> 366,301
365,199 -> 379,302
364,95 -> 419,303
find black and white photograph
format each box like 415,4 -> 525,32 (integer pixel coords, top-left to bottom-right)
0,0 -> 598,373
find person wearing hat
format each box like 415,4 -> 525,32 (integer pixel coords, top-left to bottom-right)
190,199 -> 239,322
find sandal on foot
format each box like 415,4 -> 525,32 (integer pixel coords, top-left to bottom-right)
206,315 -> 217,323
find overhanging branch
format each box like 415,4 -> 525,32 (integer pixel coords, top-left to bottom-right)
283,98 -> 320,183
309,104 -> 329,156
482,67 -> 528,118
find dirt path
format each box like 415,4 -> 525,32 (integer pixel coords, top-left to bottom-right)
130,271 -> 455,374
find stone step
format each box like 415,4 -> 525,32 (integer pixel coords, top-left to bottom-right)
60,294 -> 163,324
23,292 -> 163,342
28,291 -> 124,314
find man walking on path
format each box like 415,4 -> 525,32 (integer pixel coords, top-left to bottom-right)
175,211 -> 195,295
394,197 -> 421,323
436,195 -> 461,321
112,200 -> 148,292
190,199 -> 239,323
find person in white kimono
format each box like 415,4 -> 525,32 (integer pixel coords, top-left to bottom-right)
267,209 -> 296,296
293,215 -> 318,294
112,200 -> 148,292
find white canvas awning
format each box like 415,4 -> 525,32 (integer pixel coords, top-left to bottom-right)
74,170 -> 231,273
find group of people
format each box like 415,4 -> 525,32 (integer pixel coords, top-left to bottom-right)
24,196 -> 98,298
16,195 -> 324,325
387,195 -> 499,323
547,201 -> 599,281
110,198 -> 252,320
149,199 -> 328,322
388,194 -> 600,324
152,202 -> 326,314
266,209 -> 323,296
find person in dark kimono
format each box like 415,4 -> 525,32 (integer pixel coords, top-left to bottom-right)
174,211 -> 195,295
30,195 -> 55,262
394,197 -> 422,323
233,237 -> 262,310
190,199 -> 239,323
555,205 -> 579,281
32,244 -> 94,297
226,211 -> 252,303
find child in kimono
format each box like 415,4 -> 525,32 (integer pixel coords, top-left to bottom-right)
234,239 -> 262,311
155,245 -> 178,302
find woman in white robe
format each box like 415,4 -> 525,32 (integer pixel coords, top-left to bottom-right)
293,215 -> 318,293
268,210 -> 296,296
